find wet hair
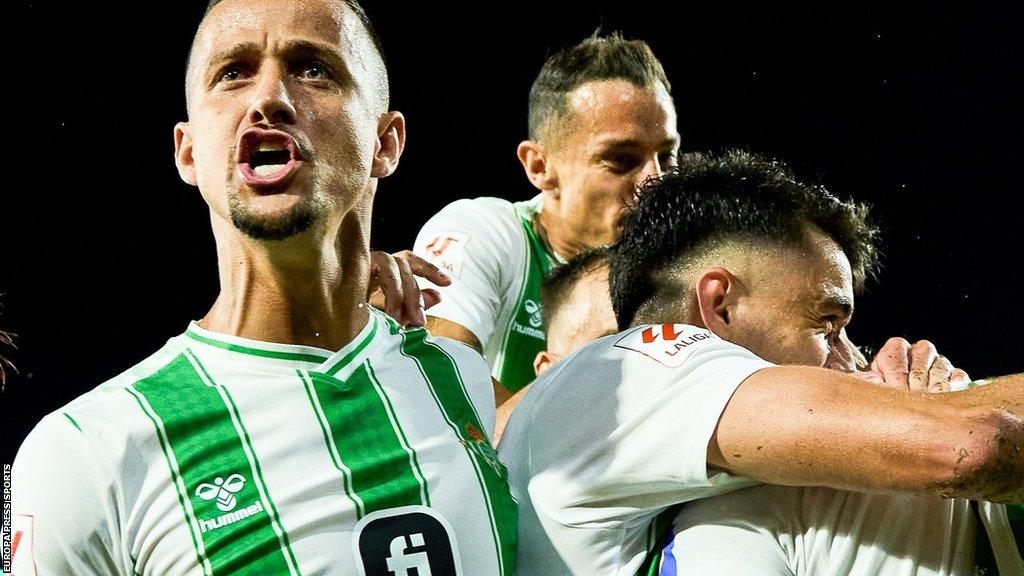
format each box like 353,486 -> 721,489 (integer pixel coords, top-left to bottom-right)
610,149 -> 880,329
527,32 -> 670,145
540,247 -> 611,332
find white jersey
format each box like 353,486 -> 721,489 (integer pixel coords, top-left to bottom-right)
414,195 -> 561,393
12,309 -> 517,576
664,485 -> 1024,576
662,381 -> 1024,576
496,323 -> 773,575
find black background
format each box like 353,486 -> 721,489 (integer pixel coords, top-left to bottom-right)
5,1 -> 1023,465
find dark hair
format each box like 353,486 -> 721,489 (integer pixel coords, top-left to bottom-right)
0,330 -> 15,389
540,247 -> 611,332
201,0 -> 386,65
528,32 -> 670,144
610,150 -> 880,329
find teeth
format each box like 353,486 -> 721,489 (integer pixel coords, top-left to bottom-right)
258,142 -> 287,152
254,164 -> 286,176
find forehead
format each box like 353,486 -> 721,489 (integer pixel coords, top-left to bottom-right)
767,230 -> 854,307
194,0 -> 358,64
564,79 -> 678,147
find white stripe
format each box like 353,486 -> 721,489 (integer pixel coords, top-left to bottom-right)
184,349 -> 301,576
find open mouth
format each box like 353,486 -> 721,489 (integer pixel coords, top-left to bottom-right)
236,128 -> 305,189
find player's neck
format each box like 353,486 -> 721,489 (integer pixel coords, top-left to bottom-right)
200,215 -> 371,350
536,199 -> 587,261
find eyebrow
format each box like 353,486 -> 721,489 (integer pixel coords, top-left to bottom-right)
594,137 -> 680,152
203,39 -> 350,86
819,293 -> 854,318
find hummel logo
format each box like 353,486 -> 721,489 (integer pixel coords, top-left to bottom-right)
196,473 -> 246,512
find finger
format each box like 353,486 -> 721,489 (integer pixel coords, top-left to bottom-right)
396,250 -> 451,286
373,251 -> 405,321
907,340 -> 939,392
949,368 -> 971,387
368,288 -> 386,311
421,288 -> 442,310
850,370 -> 887,386
870,337 -> 912,389
396,255 -> 426,326
927,354 -> 953,393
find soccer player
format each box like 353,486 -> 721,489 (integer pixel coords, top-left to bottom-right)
497,150 -> 1024,574
10,1 -> 516,574
413,33 -> 681,403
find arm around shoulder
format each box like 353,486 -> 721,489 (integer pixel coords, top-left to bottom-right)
710,366 -> 1024,502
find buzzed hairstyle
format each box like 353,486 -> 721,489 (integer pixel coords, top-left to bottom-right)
610,149 -> 880,330
200,0 -> 385,63
540,247 -> 611,332
186,0 -> 388,112
528,32 -> 671,145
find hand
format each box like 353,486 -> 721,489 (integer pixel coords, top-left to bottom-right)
367,250 -> 451,327
854,337 -> 970,392
824,328 -> 869,373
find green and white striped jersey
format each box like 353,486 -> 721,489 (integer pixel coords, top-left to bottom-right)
11,309 -> 517,576
413,195 -> 562,393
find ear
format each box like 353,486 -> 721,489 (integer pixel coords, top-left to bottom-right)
517,140 -> 559,192
174,122 -> 197,186
371,111 -> 406,178
694,267 -> 743,336
534,350 -> 556,377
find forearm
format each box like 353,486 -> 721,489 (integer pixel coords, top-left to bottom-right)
711,366 -> 1024,500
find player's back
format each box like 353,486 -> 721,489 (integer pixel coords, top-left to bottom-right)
666,481 -> 1024,575
12,309 -> 517,576
498,323 -> 771,574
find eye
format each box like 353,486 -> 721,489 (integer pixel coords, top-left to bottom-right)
216,64 -> 252,84
298,62 -> 331,81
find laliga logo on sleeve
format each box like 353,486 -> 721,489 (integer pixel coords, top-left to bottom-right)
614,323 -> 718,368
422,231 -> 471,279
196,473 -> 246,512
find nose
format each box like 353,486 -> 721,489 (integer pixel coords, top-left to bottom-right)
247,63 -> 297,126
635,156 -> 664,185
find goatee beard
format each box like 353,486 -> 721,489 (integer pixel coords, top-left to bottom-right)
228,192 -> 322,241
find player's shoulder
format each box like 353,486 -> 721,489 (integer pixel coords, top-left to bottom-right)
419,195 -> 531,237
25,337 -> 189,449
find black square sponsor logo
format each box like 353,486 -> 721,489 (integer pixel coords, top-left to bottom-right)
353,505 -> 461,576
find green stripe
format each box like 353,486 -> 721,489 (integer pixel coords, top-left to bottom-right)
399,328 -> 518,576
365,360 -> 431,507
323,312 -> 380,376
306,362 -> 425,518
126,386 -> 212,576
185,328 -> 329,364
133,352 -> 296,575
635,506 -> 679,576
62,412 -> 83,433
299,370 -> 365,517
186,350 -> 303,575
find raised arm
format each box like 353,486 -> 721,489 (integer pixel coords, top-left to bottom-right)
710,367 -> 1024,502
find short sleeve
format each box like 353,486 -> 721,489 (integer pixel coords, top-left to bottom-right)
12,413 -> 126,576
413,198 -> 521,348
522,324 -> 774,527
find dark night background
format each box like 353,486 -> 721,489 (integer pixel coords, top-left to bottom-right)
4,1 -> 1023,465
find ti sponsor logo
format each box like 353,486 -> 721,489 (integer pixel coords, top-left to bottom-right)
353,505 -> 461,576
